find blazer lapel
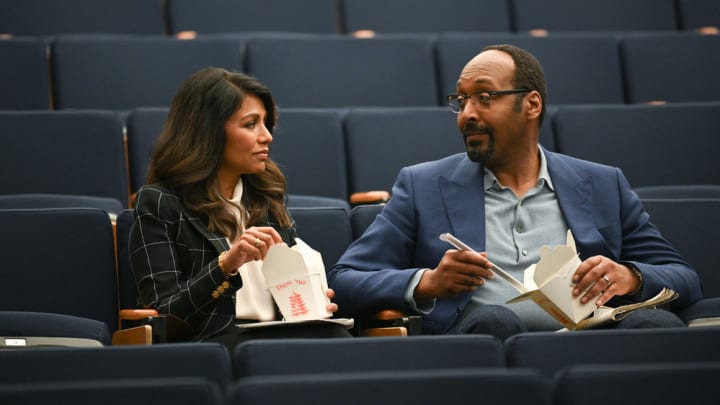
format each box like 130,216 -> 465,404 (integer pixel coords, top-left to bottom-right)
439,156 -> 486,251
546,151 -> 602,256
182,206 -> 230,254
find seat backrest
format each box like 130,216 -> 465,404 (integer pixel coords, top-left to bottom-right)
552,102 -> 720,188
512,0 -> 677,32
640,198 -> 720,297
555,362 -> 720,405
0,110 -> 129,207
0,0 -> 165,36
233,335 -> 505,378
0,343 -> 232,389
341,0 -> 511,34
435,33 -> 624,106
0,208 -> 119,332
0,194 -> 124,216
344,107 -> 462,196
676,0 -> 720,31
349,204 -> 384,240
0,38 -> 51,110
51,36 -> 245,110
504,327 -> 720,376
245,36 -> 437,108
230,368 -> 551,405
115,209 -> 138,310
620,32 -> 720,103
166,0 -> 338,34
271,108 -> 349,200
0,378 -> 224,405
124,107 -> 168,196
288,207 -> 353,268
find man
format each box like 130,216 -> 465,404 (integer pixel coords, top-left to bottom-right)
327,44 -> 701,339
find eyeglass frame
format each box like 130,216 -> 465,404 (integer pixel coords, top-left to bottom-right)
447,89 -> 531,113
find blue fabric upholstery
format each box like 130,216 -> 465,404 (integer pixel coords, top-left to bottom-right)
512,0 -> 677,32
435,33 -> 624,106
0,208 -> 118,340
0,194 -> 123,216
505,327 -> 720,376
51,36 -> 245,110
0,378 -> 223,405
621,32 -> 720,103
341,0 -> 511,33
246,35 -> 437,108
0,0 -> 165,36
230,368 -> 551,405
555,362 -> 720,405
124,107 -> 168,196
0,110 -> 129,206
233,335 -> 505,378
166,0 -> 338,34
552,102 -> 720,188
0,343 -> 232,388
0,38 -> 50,110
676,0 -> 720,31
0,311 -> 111,346
287,207 -> 353,268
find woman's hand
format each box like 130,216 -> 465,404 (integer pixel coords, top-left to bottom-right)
325,288 -> 339,314
222,226 -> 283,271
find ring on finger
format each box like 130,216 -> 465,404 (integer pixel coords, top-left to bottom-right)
254,237 -> 261,248
602,275 -> 611,285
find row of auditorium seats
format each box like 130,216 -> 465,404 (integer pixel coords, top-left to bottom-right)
1,102 -> 718,209
0,0 -> 717,36
1,31 -> 719,110
1,329 -> 719,403
1,189 -> 718,347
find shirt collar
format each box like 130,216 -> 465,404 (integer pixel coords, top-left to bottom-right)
483,146 -> 555,191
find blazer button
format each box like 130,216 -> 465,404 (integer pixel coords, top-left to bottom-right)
222,281 -> 230,289
211,291 -> 220,299
217,286 -> 225,293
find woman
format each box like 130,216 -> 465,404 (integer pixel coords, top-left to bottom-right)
129,67 -> 350,348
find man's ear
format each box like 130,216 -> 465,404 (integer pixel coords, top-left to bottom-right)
525,90 -> 542,121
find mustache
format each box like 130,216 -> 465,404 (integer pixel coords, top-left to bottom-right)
462,122 -> 493,136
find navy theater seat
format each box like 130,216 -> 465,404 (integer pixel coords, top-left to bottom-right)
287,207 -> 353,269
435,33 -> 624,106
230,368 -> 551,405
0,38 -> 50,110
0,208 -> 118,346
341,0 -> 511,34
512,0 -> 677,32
344,107 -> 462,199
51,36 -> 245,111
555,362 -> 720,405
0,343 -> 232,389
0,0 -> 165,36
552,102 -> 720,188
233,335 -> 506,378
166,0 -> 339,35
0,378 -> 223,405
0,194 -> 123,217
676,0 -> 720,31
505,327 -> 720,376
0,110 -> 129,208
621,32 -> 720,103
246,35 -> 438,108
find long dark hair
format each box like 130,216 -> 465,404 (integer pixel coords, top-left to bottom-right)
148,67 -> 291,240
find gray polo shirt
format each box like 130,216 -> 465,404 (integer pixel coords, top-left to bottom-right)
480,147 -> 568,330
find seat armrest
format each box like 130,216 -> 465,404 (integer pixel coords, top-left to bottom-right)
349,191 -> 390,205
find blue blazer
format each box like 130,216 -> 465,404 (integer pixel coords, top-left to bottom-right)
328,151 -> 702,334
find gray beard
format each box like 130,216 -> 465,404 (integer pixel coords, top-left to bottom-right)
466,136 -> 495,164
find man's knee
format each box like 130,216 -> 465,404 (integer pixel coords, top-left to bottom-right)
615,308 -> 686,329
449,304 -> 526,340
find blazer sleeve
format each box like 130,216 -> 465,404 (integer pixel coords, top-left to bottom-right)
328,167 -> 426,318
129,186 -> 242,325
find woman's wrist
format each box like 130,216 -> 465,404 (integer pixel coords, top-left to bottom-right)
218,251 -> 238,277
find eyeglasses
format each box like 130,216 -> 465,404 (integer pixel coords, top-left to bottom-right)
447,89 -> 530,113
